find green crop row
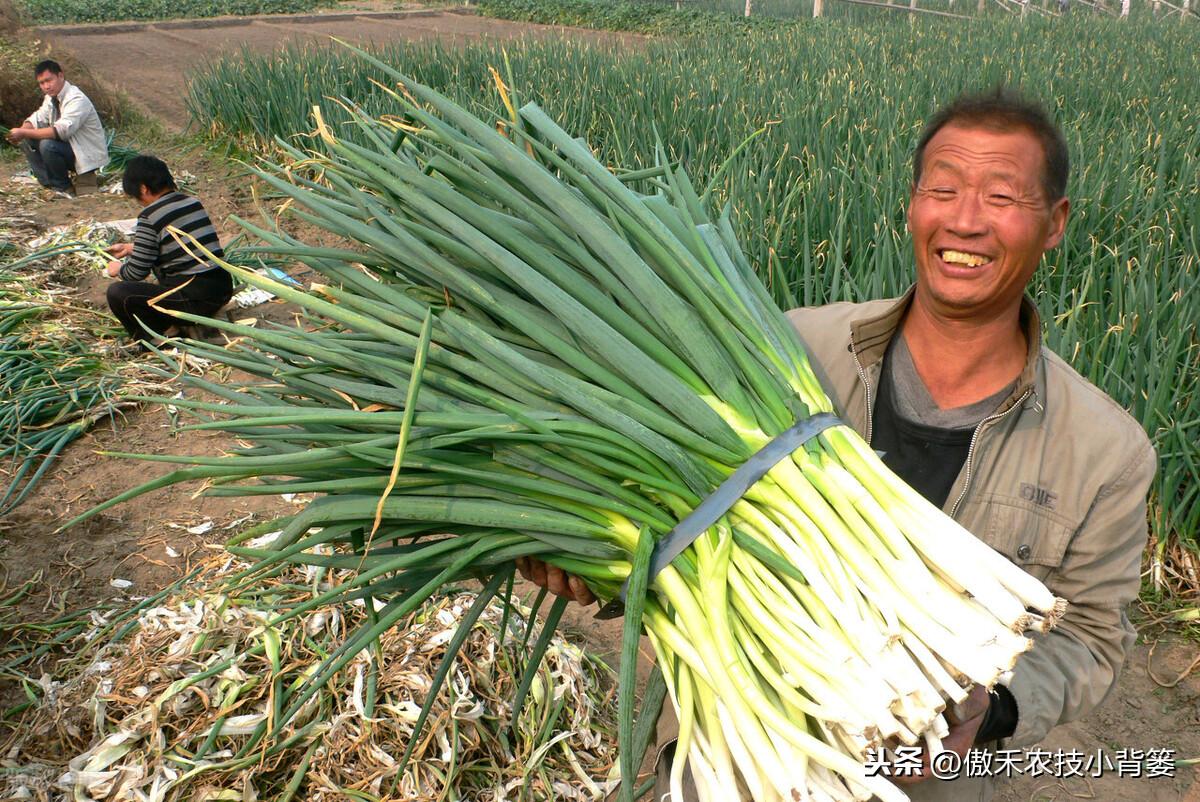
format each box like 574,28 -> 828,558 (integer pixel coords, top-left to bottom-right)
478,0 -> 1197,26
186,14 -> 1199,590
476,0 -> 803,35
15,0 -> 336,25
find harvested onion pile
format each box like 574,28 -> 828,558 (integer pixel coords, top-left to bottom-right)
3,549 -> 619,802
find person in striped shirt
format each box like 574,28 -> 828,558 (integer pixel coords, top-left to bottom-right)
103,155 -> 233,348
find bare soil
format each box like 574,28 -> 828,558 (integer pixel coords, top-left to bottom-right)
40,8 -> 644,131
0,152 -> 301,616
1,8 -> 1196,799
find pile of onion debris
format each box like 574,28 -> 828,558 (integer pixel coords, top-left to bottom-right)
3,540 -> 621,802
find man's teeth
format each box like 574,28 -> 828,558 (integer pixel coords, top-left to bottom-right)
941,249 -> 991,267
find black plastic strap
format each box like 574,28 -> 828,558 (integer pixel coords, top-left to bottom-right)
594,412 -> 844,619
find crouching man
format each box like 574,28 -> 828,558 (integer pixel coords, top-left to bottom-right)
5,59 -> 108,198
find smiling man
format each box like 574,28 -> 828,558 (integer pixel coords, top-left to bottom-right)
784,87 -> 1156,801
5,60 -> 108,198
518,88 -> 1157,802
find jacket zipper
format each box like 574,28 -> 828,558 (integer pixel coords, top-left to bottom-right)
849,333 -> 874,445
948,387 -> 1033,519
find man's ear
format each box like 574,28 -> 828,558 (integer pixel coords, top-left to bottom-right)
1044,196 -> 1070,251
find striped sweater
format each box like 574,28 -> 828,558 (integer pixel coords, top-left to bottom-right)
119,192 -> 225,282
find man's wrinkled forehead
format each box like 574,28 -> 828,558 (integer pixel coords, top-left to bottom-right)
922,144 -> 1030,185
916,122 -> 1048,190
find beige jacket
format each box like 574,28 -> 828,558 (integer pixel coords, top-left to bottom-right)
26,81 -> 108,175
655,290 -> 1156,802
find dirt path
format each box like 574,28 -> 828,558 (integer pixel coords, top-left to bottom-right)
40,9 -> 643,131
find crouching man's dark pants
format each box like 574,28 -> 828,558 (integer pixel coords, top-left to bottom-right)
19,138 -> 76,191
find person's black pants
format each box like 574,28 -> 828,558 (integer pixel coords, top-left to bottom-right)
106,269 -> 234,345
19,138 -> 75,191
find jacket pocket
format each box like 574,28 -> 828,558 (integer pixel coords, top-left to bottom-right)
974,494 -> 1078,582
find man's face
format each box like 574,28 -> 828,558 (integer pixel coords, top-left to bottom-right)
36,69 -> 66,97
907,122 -> 1069,321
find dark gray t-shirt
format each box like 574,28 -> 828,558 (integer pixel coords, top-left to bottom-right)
872,333 -> 1015,509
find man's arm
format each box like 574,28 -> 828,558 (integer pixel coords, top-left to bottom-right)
12,93 -> 98,143
11,125 -> 60,142
10,97 -> 56,143
1003,438 -> 1156,747
119,219 -> 160,282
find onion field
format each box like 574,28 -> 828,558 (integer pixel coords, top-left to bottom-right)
14,0 -> 337,25
188,13 -> 1200,589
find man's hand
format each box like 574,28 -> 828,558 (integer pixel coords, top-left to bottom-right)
7,127 -> 25,143
105,261 -> 122,278
107,243 -> 133,259
515,556 -> 596,605
892,684 -> 990,786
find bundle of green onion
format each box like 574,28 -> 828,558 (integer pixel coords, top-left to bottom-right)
100,132 -> 140,176
1,236 -> 171,514
73,51 -> 1066,801
0,293 -> 134,515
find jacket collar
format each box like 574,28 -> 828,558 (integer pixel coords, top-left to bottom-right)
848,286 -> 1044,415
50,81 -> 77,101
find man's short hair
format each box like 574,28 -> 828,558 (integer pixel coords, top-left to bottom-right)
34,59 -> 63,77
122,155 -> 178,198
912,87 -> 1069,203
